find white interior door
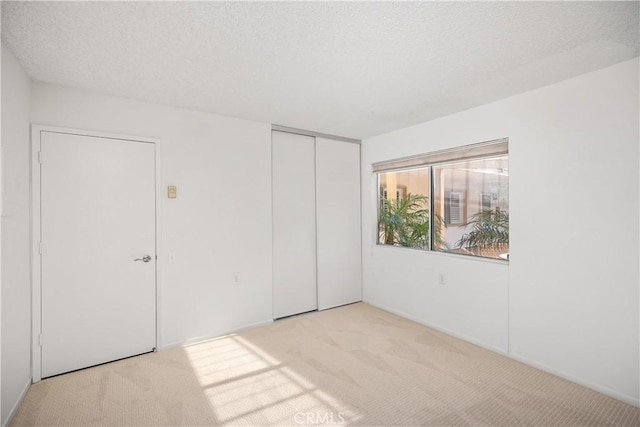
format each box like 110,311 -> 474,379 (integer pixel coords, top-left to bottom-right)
40,131 -> 156,378
316,138 -> 362,310
272,131 -> 317,319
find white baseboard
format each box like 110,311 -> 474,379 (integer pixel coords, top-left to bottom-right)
508,352 -> 640,408
363,298 -> 640,408
2,379 -> 30,427
364,299 -> 508,355
160,318 -> 274,350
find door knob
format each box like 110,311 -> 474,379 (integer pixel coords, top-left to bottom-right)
134,255 -> 152,263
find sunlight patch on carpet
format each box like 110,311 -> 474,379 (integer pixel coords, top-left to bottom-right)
184,334 -> 360,425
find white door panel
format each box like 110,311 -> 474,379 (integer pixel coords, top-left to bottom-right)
272,131 -> 317,319
316,138 -> 362,310
40,131 -> 156,378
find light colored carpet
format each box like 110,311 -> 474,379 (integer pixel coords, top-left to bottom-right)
11,303 -> 640,426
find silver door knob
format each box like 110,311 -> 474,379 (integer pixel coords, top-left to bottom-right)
134,255 -> 152,263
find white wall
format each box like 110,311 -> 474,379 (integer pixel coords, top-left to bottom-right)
1,45 -> 32,425
30,82 -> 273,349
362,58 -> 639,405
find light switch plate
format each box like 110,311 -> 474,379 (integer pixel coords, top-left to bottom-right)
168,186 -> 177,198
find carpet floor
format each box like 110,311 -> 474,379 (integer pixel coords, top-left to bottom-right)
11,303 -> 640,426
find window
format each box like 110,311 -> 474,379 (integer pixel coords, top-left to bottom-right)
378,167 -> 431,249
374,139 -> 509,260
444,191 -> 464,225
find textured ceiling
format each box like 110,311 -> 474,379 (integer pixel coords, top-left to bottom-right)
2,1 -> 638,139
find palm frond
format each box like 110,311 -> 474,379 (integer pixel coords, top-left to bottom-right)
378,193 -> 444,250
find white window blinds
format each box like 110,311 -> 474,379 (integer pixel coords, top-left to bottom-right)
372,138 -> 508,173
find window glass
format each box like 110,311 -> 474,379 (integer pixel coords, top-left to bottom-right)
433,156 -> 509,259
375,141 -> 509,261
378,167 -> 431,249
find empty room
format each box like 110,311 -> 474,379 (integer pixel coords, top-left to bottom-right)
1,1 -> 639,426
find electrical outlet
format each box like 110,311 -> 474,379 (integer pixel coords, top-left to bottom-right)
439,273 -> 446,285
232,272 -> 241,285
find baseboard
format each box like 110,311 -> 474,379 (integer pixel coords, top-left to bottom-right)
363,299 -> 508,355
160,318 -> 274,350
2,379 -> 30,427
508,352 -> 640,408
363,298 -> 640,408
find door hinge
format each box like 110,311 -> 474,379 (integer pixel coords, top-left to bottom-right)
39,242 -> 43,255
38,151 -> 43,164
38,334 -> 43,347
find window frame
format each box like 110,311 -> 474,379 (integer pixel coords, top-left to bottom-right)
374,138 -> 509,262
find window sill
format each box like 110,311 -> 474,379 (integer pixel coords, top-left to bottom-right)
373,243 -> 510,265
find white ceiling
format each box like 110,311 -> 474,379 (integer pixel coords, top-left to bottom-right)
2,1 -> 638,140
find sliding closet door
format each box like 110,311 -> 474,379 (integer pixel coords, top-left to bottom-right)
272,131 -> 318,319
316,138 -> 362,310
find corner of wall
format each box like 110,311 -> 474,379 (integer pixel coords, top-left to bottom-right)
1,41 -> 33,425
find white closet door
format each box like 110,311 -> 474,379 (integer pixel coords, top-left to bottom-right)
272,131 -> 317,319
316,138 -> 362,310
